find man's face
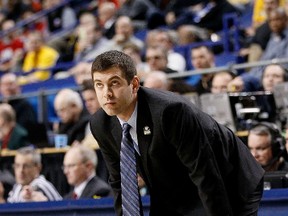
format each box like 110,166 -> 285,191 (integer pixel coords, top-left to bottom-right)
92,67 -> 139,121
191,47 -> 214,69
248,133 -> 273,167
146,49 -> 167,71
264,0 -> 279,14
211,73 -> 233,94
0,77 -> 19,97
14,154 -> 40,186
115,18 -> 132,40
82,89 -> 100,115
268,11 -> 287,34
55,102 -> 78,123
26,34 -> 42,52
63,149 -> 88,187
262,65 -> 285,91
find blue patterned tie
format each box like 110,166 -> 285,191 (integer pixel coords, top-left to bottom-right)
120,123 -> 141,216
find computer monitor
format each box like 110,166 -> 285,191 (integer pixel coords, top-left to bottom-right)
263,171 -> 288,190
200,93 -> 236,132
228,91 -> 277,131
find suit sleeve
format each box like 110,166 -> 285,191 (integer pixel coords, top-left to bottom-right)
90,115 -> 122,216
161,102 -> 245,215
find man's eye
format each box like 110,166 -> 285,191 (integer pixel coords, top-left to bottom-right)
111,81 -> 119,86
95,83 -> 103,88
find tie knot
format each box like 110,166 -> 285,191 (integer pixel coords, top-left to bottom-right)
123,123 -> 131,132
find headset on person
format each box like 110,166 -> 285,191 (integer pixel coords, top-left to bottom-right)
250,121 -> 287,167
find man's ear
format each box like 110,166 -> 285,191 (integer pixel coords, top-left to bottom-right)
131,76 -> 140,93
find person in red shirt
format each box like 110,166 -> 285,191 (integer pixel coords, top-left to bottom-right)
0,19 -> 24,73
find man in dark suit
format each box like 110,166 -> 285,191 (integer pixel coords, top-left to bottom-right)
63,145 -> 112,199
90,50 -> 265,215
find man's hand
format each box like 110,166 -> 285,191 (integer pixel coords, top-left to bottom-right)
20,185 -> 48,202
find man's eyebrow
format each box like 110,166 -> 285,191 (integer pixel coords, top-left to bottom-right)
93,75 -> 122,82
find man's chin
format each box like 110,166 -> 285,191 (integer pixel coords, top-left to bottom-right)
103,109 -> 117,116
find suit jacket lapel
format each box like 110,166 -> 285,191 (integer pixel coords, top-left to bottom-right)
110,116 -> 122,155
80,177 -> 95,198
136,88 -> 153,187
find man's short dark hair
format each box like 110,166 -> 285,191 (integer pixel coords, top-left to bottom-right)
91,50 -> 137,84
81,79 -> 94,92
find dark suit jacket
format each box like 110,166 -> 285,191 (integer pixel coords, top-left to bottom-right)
64,176 -> 112,199
90,87 -> 264,216
58,109 -> 90,145
7,124 -> 29,150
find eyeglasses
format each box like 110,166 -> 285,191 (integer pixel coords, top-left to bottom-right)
62,162 -> 85,171
12,163 -> 36,170
146,55 -> 163,61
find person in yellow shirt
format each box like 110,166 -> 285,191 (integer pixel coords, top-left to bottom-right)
252,0 -> 284,28
19,31 -> 59,85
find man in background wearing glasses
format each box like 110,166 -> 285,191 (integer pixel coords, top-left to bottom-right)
62,145 -> 112,199
7,146 -> 62,202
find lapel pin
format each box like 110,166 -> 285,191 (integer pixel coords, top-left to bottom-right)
143,126 -> 151,135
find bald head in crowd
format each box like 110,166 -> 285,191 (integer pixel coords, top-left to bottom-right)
54,88 -> 83,124
143,71 -> 170,90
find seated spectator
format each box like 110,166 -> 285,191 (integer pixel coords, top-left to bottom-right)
0,103 -> 29,150
251,0 -> 282,29
249,7 -> 288,80
107,16 -> 144,51
227,63 -> 286,93
7,146 -> 62,202
0,170 -> 15,203
0,73 -> 38,132
122,42 -> 149,81
0,19 -> 24,73
211,71 -> 235,94
152,29 -> 186,72
68,61 -> 92,85
248,122 -> 288,172
48,10 -> 97,62
257,64 -> 286,122
79,79 -> 100,149
145,46 -> 178,74
187,45 -> 215,94
73,22 -> 109,62
244,0 -> 280,62
116,0 -> 159,30
143,70 -> 170,90
63,145 -> 112,199
54,88 -> 90,145
261,63 -> 288,91
97,2 -> 117,39
42,0 -> 77,34
19,31 -> 59,85
79,80 -> 109,182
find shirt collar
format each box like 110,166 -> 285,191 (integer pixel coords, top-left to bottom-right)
74,174 -> 95,198
118,102 -> 138,129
